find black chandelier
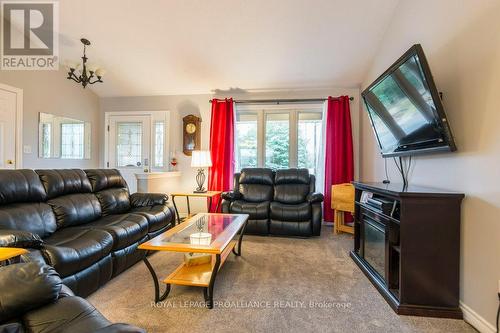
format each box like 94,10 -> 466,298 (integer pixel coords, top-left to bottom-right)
66,38 -> 104,88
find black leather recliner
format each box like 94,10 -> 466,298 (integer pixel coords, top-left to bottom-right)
0,262 -> 144,332
221,168 -> 324,237
0,169 -> 174,297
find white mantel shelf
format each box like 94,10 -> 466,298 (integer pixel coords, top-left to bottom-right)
134,171 -> 181,180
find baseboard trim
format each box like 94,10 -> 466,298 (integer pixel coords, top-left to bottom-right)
460,301 -> 496,333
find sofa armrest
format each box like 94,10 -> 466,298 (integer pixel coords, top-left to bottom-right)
307,192 -> 324,204
221,191 -> 241,202
0,263 -> 62,322
130,193 -> 168,207
311,202 -> 322,236
0,229 -> 44,249
0,323 -> 24,333
58,285 -> 75,299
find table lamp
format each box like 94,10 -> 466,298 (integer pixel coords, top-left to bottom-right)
191,150 -> 212,193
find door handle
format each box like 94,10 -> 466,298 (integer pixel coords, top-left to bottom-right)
6,160 -> 14,165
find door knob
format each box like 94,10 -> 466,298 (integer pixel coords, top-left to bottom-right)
6,160 -> 14,165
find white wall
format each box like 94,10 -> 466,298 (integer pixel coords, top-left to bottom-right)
0,69 -> 101,169
100,87 -> 360,214
360,0 -> 500,330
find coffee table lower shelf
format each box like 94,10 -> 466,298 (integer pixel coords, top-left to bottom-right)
164,240 -> 236,287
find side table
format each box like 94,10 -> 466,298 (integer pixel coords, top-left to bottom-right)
171,191 -> 222,224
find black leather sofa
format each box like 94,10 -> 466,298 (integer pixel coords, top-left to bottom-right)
0,169 -> 174,297
0,262 -> 144,333
221,168 -> 324,237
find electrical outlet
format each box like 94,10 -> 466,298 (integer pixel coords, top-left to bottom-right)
23,145 -> 32,154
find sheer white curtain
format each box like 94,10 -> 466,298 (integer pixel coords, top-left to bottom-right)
314,101 -> 328,193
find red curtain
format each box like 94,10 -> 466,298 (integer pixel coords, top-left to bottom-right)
208,98 -> 234,212
323,96 -> 354,222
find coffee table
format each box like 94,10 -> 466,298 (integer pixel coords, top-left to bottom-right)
138,213 -> 249,308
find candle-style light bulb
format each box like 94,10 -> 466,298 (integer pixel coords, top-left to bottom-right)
95,68 -> 106,77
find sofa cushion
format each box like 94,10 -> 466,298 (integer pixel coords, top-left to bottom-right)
36,169 -> 92,199
269,220 -> 312,237
239,168 -> 274,185
22,296 -> 112,333
274,168 -> 310,185
130,204 -> 174,232
244,219 -> 269,235
274,169 -> 311,204
84,169 -> 128,192
0,203 -> 57,239
274,184 -> 310,204
47,193 -> 102,228
83,214 -> 148,250
0,169 -> 47,205
95,188 -> 130,216
238,168 -> 274,202
42,228 -> 114,277
61,255 -> 113,298
0,263 -> 61,322
230,200 -> 269,220
270,201 -> 311,222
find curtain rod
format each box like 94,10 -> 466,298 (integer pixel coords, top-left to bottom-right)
209,97 -> 354,104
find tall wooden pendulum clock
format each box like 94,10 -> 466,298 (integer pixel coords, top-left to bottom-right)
182,115 -> 201,156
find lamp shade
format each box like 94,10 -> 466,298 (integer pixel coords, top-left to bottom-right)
191,150 -> 212,167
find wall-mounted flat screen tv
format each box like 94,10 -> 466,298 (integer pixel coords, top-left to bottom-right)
361,44 -> 456,157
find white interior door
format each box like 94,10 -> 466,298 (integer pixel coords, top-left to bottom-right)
0,85 -> 21,169
108,115 -> 151,192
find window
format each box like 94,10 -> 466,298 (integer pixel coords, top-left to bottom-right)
235,113 -> 258,170
41,123 -> 51,158
60,123 -> 84,159
298,112 -> 322,175
234,105 -> 323,174
116,122 -> 142,167
265,113 -> 289,169
154,121 -> 165,167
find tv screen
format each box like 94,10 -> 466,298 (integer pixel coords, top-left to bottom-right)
362,44 -> 456,157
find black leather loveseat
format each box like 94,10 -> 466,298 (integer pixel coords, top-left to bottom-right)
221,168 -> 324,237
0,262 -> 144,333
0,169 -> 174,297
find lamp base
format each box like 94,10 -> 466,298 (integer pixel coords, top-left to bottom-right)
194,168 -> 207,193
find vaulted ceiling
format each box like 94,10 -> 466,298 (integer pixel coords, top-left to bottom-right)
59,0 -> 400,97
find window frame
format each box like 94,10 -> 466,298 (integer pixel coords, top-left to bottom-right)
235,103 -> 323,170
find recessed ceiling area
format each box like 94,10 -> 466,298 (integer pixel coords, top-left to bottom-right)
59,0 -> 400,97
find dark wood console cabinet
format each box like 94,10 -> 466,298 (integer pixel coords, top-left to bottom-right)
350,182 -> 464,318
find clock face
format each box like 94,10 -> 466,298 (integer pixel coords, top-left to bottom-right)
185,123 -> 196,134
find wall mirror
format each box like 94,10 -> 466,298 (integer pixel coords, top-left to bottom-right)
38,112 -> 91,159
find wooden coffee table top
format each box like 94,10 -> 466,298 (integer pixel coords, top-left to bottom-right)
0,247 -> 28,261
138,213 -> 249,255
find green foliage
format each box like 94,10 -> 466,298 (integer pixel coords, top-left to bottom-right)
265,122 -> 289,169
298,133 -> 313,169
236,124 -> 257,168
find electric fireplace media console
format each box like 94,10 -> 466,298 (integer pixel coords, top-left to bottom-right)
350,182 -> 464,319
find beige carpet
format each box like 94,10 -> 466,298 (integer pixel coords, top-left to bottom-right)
88,226 -> 476,333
